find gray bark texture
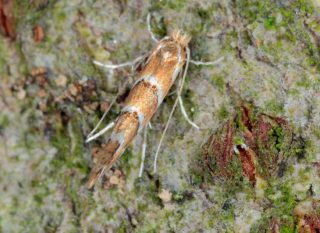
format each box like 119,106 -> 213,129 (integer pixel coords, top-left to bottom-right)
0,0 -> 319,232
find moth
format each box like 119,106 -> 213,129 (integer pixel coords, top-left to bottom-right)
86,30 -> 191,188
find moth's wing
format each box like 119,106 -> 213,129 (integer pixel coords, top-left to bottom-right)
133,52 -> 152,74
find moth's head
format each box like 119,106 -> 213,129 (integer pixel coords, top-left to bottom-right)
170,30 -> 191,48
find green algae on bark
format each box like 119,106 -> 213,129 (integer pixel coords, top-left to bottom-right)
0,0 -> 320,232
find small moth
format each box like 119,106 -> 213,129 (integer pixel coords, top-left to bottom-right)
86,30 -> 191,188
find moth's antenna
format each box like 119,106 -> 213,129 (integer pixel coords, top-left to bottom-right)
147,13 -> 159,43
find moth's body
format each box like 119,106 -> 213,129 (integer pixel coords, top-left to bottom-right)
87,31 -> 190,188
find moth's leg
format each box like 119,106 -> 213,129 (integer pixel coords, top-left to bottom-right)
86,121 -> 115,143
85,79 -> 129,143
85,76 -> 129,142
138,126 -> 148,177
177,52 -> 225,129
178,95 -> 199,129
93,55 -> 146,73
189,56 -> 224,66
93,60 -> 133,69
93,13 -> 156,72
177,47 -> 200,130
153,47 -> 191,174
86,94 -> 117,140
92,13 -> 157,74
147,13 -> 159,43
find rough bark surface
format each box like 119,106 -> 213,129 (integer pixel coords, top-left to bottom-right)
0,0 -> 319,232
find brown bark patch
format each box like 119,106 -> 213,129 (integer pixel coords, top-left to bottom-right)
294,200 -> 320,233
202,98 -> 297,186
302,215 -> 320,233
270,218 -> 280,233
33,25 -> 44,43
237,146 -> 256,186
203,119 -> 234,177
0,0 -> 16,40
